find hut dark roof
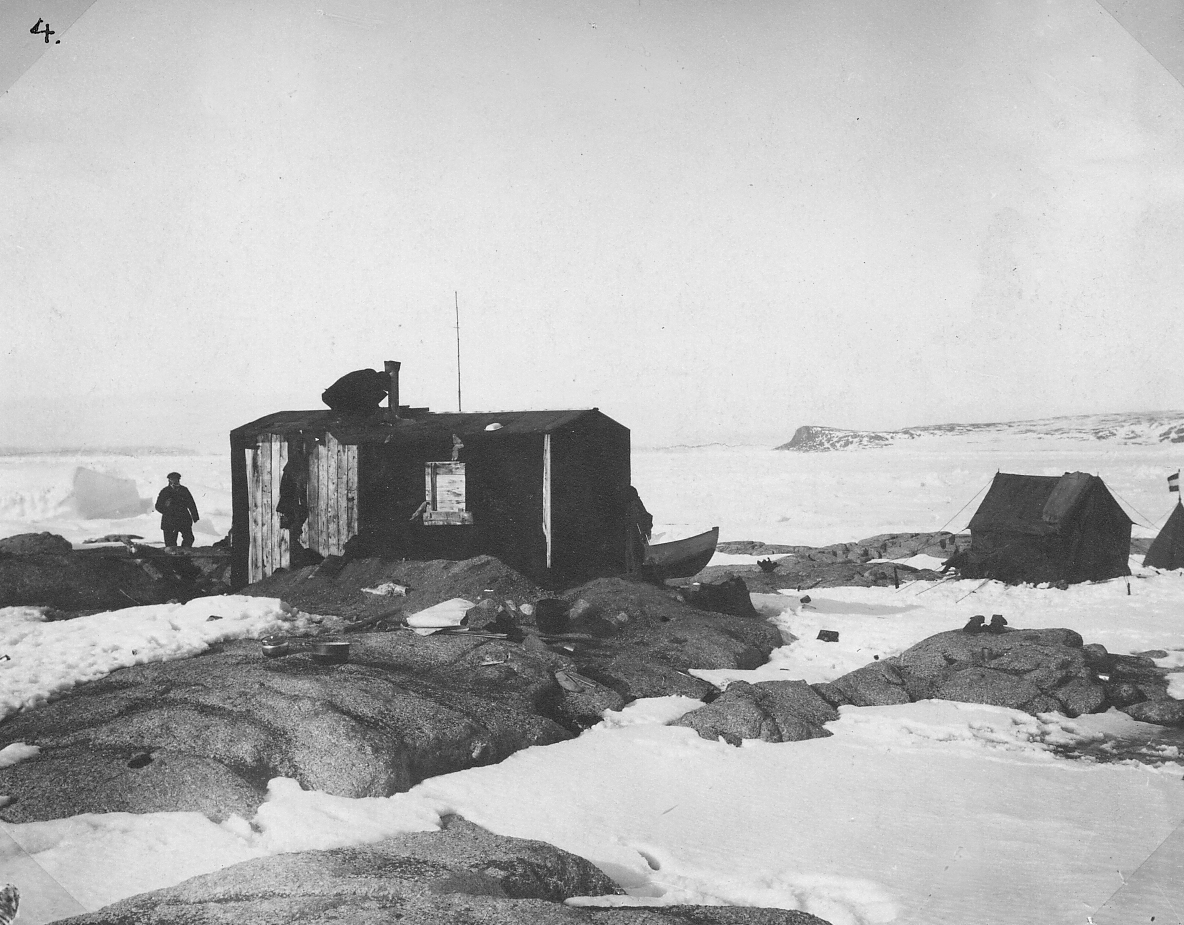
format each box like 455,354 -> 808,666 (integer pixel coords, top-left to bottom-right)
230,408 -> 623,444
967,472 -> 1131,536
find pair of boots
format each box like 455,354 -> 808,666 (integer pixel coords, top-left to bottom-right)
962,614 -> 1007,634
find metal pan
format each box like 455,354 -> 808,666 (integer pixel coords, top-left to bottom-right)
310,639 -> 351,664
260,635 -> 351,664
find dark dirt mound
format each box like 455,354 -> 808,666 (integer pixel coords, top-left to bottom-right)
244,555 -> 542,624
0,540 -> 232,614
0,532 -> 74,555
0,553 -> 195,612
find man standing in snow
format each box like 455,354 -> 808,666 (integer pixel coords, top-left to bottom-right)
155,472 -> 200,549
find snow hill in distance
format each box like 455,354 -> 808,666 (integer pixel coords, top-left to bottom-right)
778,411 -> 1184,452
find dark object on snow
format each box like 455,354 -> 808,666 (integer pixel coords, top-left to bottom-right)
962,615 -> 985,634
960,471 -> 1131,585
940,549 -> 968,575
321,368 -> 390,413
800,595 -> 812,604
677,576 -> 757,618
1144,500 -> 1184,570
817,629 -> 839,642
986,614 -> 1009,634
757,557 -> 778,573
534,598 -> 569,634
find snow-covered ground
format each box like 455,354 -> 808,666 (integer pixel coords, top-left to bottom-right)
1,436 -> 1183,925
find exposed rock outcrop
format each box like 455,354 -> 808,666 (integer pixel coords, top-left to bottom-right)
0,532 -> 74,555
0,563 -> 783,823
0,632 -> 571,823
814,627 -> 1178,724
671,680 -> 839,746
52,816 -> 831,925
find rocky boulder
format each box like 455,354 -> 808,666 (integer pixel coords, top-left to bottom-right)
53,815 -> 831,925
0,567 -> 786,823
693,560 -> 938,593
671,680 -> 839,746
0,532 -> 74,555
1120,699 -> 1184,727
819,628 -> 1118,718
0,632 -> 575,823
558,578 -> 784,701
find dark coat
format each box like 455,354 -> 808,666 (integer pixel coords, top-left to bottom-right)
156,484 -> 199,530
321,369 -> 389,413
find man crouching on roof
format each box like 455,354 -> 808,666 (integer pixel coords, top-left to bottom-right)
155,472 -> 200,549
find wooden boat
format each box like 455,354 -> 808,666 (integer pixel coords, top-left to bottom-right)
643,527 -> 720,579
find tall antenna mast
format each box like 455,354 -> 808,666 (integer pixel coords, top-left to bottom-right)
455,291 -> 463,412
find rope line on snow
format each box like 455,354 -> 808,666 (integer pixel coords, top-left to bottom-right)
954,578 -> 991,603
1106,485 -> 1160,530
933,475 -> 994,537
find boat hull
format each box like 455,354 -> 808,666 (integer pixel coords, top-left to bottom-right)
643,527 -> 719,579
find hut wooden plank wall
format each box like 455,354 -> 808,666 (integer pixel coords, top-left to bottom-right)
307,433 -> 358,561
245,434 -> 289,582
239,430 -> 359,583
229,408 -> 630,587
962,471 -> 1132,585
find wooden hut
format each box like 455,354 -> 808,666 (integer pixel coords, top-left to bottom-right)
229,368 -> 631,587
962,471 -> 1132,584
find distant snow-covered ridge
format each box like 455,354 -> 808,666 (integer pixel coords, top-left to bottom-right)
778,412 -> 1184,452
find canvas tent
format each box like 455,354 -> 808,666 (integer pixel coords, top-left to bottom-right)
1143,501 -> 1184,570
961,471 -> 1132,585
229,367 -> 632,588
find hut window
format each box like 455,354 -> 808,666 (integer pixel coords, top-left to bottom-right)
424,462 -> 474,525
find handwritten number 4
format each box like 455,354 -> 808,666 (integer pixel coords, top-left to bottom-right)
30,19 -> 55,43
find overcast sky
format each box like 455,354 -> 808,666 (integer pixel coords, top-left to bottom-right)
3,0 -> 1183,450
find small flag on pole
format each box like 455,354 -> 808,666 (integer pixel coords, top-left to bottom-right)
1170,471 -> 1180,493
